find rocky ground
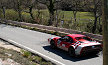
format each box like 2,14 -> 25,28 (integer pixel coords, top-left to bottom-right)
0,40 -> 21,65
0,40 -> 38,65
0,39 -> 53,65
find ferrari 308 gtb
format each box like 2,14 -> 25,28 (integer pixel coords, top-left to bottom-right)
48,34 -> 102,56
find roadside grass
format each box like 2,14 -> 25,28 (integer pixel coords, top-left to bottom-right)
0,47 -> 35,65
0,46 -> 53,65
59,11 -> 94,21
0,47 -> 9,60
21,49 -> 32,58
20,49 -> 53,65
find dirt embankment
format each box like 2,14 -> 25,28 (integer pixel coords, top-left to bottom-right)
0,40 -> 37,65
0,40 -> 53,65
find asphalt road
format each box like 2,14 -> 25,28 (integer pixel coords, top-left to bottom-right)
0,24 -> 103,65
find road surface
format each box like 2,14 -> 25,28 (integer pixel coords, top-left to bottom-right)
0,24 -> 103,65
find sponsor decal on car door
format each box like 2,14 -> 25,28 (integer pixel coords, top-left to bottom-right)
61,42 -> 70,51
57,40 -> 67,50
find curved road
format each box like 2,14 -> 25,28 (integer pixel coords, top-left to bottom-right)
0,24 -> 103,65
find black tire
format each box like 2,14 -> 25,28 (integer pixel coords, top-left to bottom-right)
50,40 -> 56,49
68,47 -> 75,57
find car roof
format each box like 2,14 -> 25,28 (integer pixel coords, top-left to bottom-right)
67,34 -> 85,38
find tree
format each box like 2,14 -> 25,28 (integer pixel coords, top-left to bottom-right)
60,0 -> 73,11
60,0 -> 83,29
0,0 -> 7,19
23,0 -> 38,22
92,0 -> 102,33
103,0 -> 108,65
83,0 -> 102,33
79,0 -> 102,33
72,0 -> 82,23
37,0 -> 61,26
12,0 -> 24,21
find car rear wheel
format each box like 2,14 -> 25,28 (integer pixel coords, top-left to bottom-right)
50,40 -> 56,49
68,47 -> 75,57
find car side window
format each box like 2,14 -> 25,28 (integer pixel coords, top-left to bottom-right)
61,36 -> 74,43
67,37 -> 74,43
61,36 -> 68,42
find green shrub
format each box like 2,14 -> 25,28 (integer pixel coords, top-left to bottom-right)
33,56 -> 42,63
5,9 -> 18,21
22,12 -> 33,23
21,49 -> 31,58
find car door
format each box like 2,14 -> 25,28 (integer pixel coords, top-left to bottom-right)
56,37 -> 64,49
59,36 -> 74,51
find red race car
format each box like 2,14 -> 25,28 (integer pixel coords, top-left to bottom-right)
48,34 -> 102,56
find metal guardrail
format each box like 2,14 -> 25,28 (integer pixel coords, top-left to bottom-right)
0,19 -> 102,42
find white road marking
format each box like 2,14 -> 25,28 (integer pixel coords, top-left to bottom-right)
8,39 -> 65,65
